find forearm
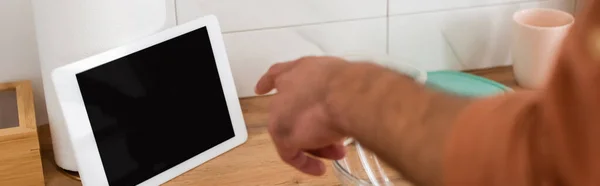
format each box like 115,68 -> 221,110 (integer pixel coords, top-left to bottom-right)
326,63 -> 471,186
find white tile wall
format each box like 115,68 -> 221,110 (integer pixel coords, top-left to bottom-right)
171,0 -> 575,97
389,14 -> 464,71
223,18 -> 387,97
389,0 -> 544,15
388,0 -> 574,71
0,0 -> 45,127
166,0 -> 178,27
175,0 -> 387,32
0,0 -> 580,117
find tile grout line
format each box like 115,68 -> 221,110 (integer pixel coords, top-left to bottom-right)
173,0 -> 180,25
388,0 -> 548,18
222,16 -> 387,34
386,0 -> 390,54
223,0 -> 546,34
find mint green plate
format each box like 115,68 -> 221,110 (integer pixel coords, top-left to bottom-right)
425,70 -> 510,97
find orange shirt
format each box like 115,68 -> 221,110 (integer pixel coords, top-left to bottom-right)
443,1 -> 600,186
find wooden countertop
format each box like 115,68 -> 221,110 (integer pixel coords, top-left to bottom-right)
39,66 -> 519,186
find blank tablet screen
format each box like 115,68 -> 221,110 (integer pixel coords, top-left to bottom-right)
76,27 -> 235,186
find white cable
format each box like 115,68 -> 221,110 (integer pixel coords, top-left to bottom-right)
355,142 -> 381,186
373,156 -> 393,186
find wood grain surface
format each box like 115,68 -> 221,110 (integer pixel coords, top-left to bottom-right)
0,81 -> 45,186
39,66 -> 519,186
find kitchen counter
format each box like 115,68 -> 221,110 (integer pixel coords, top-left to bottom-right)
39,66 -> 519,186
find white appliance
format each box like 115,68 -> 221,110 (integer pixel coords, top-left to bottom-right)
31,0 -> 167,171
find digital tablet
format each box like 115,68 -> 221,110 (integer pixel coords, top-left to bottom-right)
51,15 -> 248,186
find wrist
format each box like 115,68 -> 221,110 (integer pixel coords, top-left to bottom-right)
324,62 -> 474,185
324,62 -> 425,137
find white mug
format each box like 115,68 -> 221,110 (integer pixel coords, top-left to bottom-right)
511,8 -> 574,89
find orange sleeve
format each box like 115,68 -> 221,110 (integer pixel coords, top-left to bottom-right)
443,2 -> 600,186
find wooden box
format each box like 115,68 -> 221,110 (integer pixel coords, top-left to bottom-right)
0,81 -> 44,185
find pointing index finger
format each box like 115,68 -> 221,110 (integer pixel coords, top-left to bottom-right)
255,61 -> 298,94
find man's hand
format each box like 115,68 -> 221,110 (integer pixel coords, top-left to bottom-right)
256,56 -> 470,186
255,56 -> 351,176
